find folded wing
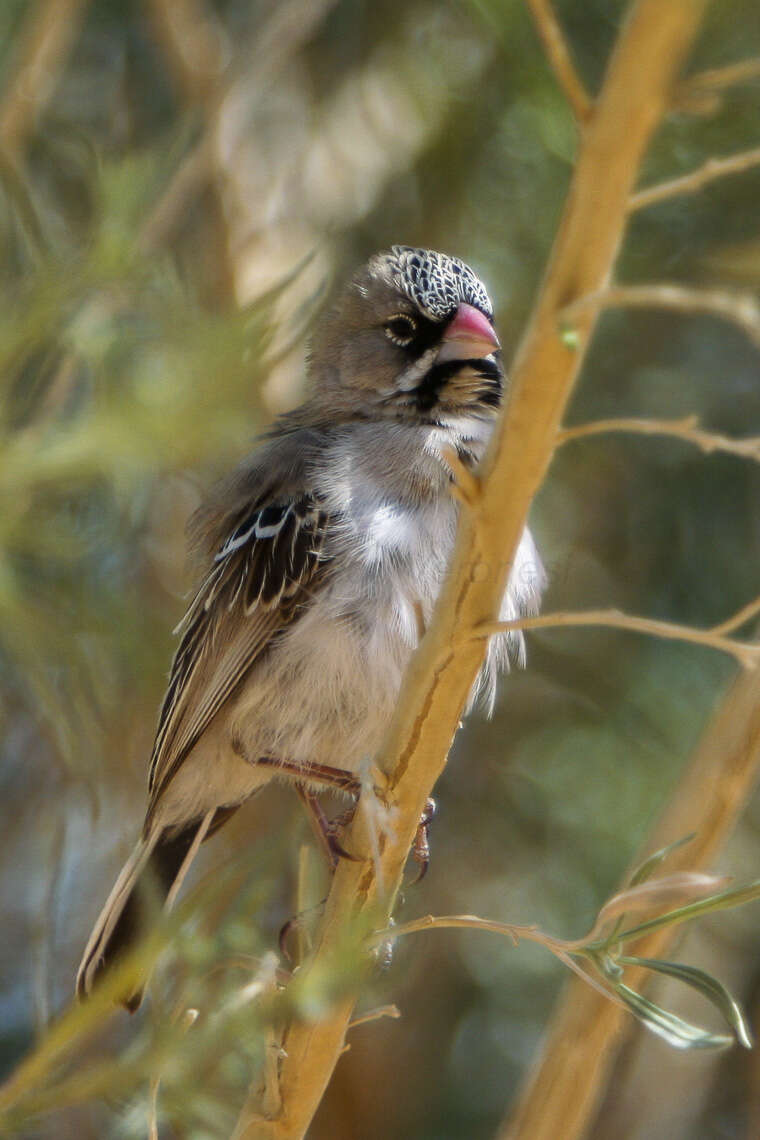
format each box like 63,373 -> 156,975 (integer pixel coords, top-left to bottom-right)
145,495 -> 331,821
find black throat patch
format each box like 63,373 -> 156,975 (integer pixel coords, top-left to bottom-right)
413,356 -> 502,414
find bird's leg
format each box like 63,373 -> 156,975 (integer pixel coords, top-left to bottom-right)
259,756 -> 432,878
294,782 -> 361,868
255,756 -> 364,866
278,897 -> 325,961
410,797 -> 436,883
278,783 -> 361,961
256,755 -> 361,796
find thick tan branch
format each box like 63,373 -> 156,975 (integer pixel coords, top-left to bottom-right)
499,665 -> 760,1140
526,0 -> 593,122
233,4 -> 710,1137
476,600 -> 760,669
558,414 -> 760,462
630,146 -> 760,211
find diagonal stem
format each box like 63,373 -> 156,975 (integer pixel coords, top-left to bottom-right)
525,0 -> 593,122
474,600 -> 760,668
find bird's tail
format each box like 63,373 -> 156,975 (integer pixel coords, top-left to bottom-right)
76,811 -> 217,1011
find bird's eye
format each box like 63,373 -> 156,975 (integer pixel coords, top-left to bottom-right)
384,314 -> 417,346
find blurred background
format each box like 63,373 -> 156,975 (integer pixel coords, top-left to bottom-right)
1,0 -> 759,1137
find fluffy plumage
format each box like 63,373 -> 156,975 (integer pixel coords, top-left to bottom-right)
76,246 -> 545,1009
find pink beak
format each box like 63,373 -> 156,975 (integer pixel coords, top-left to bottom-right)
437,302 -> 500,363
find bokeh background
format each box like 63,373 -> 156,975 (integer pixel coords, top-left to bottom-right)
1,1 -> 760,1137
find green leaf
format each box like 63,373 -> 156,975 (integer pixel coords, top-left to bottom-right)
620,956 -> 753,1049
595,872 -> 729,930
596,834 -> 697,947
613,982 -> 734,1051
627,833 -> 696,887
604,878 -> 760,947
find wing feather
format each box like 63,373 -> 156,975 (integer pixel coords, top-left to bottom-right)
146,495 -> 330,814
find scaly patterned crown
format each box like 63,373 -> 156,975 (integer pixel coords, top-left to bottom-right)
371,245 -> 493,323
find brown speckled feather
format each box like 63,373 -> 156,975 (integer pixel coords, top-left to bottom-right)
146,492 -> 330,816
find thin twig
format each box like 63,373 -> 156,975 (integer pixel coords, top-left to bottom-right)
474,599 -> 760,668
139,137 -> 214,254
561,282 -> 760,351
148,1075 -> 160,1140
139,0 -> 340,254
371,916 -> 631,1009
630,146 -> 760,211
677,56 -> 760,99
0,0 -> 90,156
557,414 -> 760,462
347,1004 -> 401,1030
525,0 -> 593,122
145,0 -> 237,302
0,865 -> 243,1122
712,596 -> 760,636
31,813 -> 66,1035
145,0 -> 229,106
372,913 -> 544,949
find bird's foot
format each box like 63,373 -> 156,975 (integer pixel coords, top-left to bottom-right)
295,783 -> 362,870
441,445 -> 482,508
410,797 -> 436,884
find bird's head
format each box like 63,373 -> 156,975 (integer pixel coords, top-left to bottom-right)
308,246 -> 502,430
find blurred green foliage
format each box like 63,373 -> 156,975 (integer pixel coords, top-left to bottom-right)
1,1 -> 760,1138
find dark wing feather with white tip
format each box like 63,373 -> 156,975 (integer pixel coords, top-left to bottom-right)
146,494 -> 330,817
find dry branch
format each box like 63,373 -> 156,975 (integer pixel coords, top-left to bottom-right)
476,597 -> 760,669
498,663 -> 760,1140
139,0 -> 339,255
561,282 -> 760,351
673,55 -> 760,115
526,0 -> 593,122
630,145 -> 760,211
678,56 -> 760,97
0,0 -> 89,157
145,0 -> 238,303
145,0 -> 228,105
557,414 -> 760,462
232,3 -> 710,1138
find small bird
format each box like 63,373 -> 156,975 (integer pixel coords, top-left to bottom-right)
76,246 -> 544,1009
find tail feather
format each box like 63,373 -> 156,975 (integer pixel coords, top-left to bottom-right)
76,811 -> 218,1011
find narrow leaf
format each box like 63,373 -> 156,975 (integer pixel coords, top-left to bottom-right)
627,834 -> 696,887
595,872 -> 730,929
607,878 -> 760,946
620,956 -> 753,1048
614,982 -> 734,1051
600,836 -> 699,947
